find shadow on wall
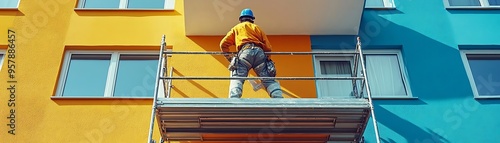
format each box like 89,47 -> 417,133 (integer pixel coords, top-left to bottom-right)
0,10 -> 24,16
187,36 -> 228,64
172,68 -> 219,98
367,104 -> 450,143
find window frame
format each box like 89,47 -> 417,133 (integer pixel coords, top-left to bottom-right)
56,50 -> 165,98
365,0 -> 396,9
76,0 -> 175,10
0,50 -> 5,70
313,54 -> 356,98
460,50 -> 500,99
444,0 -> 500,9
363,50 -> 413,98
312,49 -> 413,99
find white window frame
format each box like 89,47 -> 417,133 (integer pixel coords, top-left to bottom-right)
313,49 -> 413,99
0,0 -> 20,9
313,54 -> 356,98
56,50 -> 167,98
365,0 -> 396,8
0,50 -> 5,70
460,50 -> 500,98
363,50 -> 413,98
444,0 -> 500,8
77,0 -> 175,10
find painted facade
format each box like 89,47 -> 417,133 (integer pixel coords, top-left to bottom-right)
0,0 -> 499,143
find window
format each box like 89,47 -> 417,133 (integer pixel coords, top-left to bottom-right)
77,0 -> 175,10
365,0 -> 395,8
0,51 -> 4,69
314,50 -> 411,98
315,56 -> 356,98
364,53 -> 409,97
56,51 -> 162,98
461,50 -> 500,98
0,0 -> 19,8
446,0 -> 500,7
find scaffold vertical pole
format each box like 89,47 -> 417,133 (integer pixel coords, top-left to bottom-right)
357,37 -> 381,143
147,35 -> 166,143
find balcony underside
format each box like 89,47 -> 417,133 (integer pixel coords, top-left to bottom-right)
156,98 -> 371,142
183,0 -> 366,36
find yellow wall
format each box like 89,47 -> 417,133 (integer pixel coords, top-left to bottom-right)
0,0 -> 316,142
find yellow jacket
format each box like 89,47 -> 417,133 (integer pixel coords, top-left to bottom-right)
220,22 -> 272,53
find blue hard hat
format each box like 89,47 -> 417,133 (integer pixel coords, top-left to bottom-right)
239,8 -> 255,19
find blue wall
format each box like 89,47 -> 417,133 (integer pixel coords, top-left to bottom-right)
311,0 -> 500,142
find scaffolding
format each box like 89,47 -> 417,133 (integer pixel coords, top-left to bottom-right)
147,35 -> 381,143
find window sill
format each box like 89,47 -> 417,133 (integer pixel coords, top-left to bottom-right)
446,6 -> 500,10
364,7 -> 397,10
74,8 -> 174,11
0,8 -> 19,11
474,96 -> 500,99
366,96 -> 418,100
51,96 -> 154,100
73,8 -> 180,16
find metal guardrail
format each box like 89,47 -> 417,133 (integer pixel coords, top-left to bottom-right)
160,76 -> 365,80
163,51 -> 359,55
160,51 -> 364,81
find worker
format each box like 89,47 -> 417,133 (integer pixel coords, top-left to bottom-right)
220,8 -> 283,98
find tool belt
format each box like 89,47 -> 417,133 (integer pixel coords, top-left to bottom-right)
239,42 -> 260,51
229,42 -> 277,77
228,43 -> 255,71
242,42 -> 277,77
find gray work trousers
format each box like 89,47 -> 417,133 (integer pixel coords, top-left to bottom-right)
229,46 -> 283,98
